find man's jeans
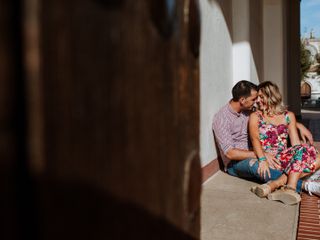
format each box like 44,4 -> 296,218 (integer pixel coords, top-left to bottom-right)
227,158 -> 302,192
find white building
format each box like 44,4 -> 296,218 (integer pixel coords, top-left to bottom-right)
302,34 -> 320,101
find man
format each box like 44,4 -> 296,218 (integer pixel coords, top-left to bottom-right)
212,80 -> 315,193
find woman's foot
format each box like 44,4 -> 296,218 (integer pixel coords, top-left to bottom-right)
251,184 -> 271,198
251,176 -> 287,198
267,186 -> 301,205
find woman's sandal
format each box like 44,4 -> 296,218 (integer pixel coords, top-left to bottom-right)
251,183 -> 271,198
267,185 -> 301,205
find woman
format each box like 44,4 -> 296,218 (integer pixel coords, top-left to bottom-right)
250,81 -> 320,205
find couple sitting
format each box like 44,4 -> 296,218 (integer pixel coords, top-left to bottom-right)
213,80 -> 320,205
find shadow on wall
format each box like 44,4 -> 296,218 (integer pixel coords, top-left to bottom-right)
215,0 -> 233,38
208,0 -> 263,83
204,0 -> 264,169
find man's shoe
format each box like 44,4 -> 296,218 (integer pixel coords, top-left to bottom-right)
304,181 -> 320,197
305,169 -> 320,181
267,187 -> 301,205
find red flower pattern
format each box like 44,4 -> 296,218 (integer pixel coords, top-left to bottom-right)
257,111 -> 316,174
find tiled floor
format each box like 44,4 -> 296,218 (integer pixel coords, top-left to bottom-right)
296,140 -> 320,240
297,193 -> 320,240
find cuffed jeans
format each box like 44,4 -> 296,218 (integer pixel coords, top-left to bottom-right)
227,158 -> 302,192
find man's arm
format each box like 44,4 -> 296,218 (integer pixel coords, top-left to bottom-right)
296,122 -> 314,144
225,148 -> 256,160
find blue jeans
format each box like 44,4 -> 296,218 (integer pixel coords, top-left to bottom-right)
227,159 -> 302,192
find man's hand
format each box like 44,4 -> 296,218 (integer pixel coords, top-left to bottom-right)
297,122 -> 314,145
257,161 -> 271,180
265,152 -> 281,170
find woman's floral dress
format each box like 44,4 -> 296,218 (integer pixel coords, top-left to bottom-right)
257,111 -> 317,174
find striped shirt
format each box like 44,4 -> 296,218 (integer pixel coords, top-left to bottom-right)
212,103 -> 250,168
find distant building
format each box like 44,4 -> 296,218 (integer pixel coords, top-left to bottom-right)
301,32 -> 320,101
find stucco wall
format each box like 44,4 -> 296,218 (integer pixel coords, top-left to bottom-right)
263,0 -> 285,98
200,0 -> 233,167
250,0 -> 264,83
232,0 -> 262,85
200,0 -> 263,167
262,0 -> 300,114
283,0 -> 301,115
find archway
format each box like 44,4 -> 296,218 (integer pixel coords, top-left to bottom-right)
301,81 -> 312,99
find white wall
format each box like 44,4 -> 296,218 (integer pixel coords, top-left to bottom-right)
199,0 -> 233,167
232,0 -> 261,85
263,0 -> 285,100
200,0 -> 300,168
200,0 -> 265,167
232,0 -> 251,85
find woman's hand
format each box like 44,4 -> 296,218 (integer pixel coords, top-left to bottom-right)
258,161 -> 271,180
265,152 -> 281,169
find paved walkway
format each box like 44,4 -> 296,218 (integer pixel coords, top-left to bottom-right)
201,171 -> 299,240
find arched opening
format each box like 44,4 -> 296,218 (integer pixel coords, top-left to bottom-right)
301,81 -> 311,99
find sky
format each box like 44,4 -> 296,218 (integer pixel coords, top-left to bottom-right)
301,0 -> 320,38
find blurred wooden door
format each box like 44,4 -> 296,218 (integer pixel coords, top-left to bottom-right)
4,0 -> 201,239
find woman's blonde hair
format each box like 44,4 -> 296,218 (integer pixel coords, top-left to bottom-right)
258,81 -> 286,115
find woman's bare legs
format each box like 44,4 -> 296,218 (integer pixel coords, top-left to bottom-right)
266,154 -> 320,191
267,156 -> 320,205
267,172 -> 302,205
254,154 -> 320,198
253,174 -> 287,197
286,172 -> 301,190
267,174 -> 287,191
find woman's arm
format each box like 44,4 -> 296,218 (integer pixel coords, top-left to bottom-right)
225,148 -> 256,161
249,113 -> 266,160
249,112 -> 270,179
288,112 -> 301,146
